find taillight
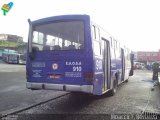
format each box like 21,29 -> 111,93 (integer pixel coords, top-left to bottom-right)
84,72 -> 94,81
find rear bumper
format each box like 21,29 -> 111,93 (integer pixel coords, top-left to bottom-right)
26,82 -> 93,94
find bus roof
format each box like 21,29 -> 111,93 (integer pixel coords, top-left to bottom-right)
3,49 -> 17,53
31,14 -> 90,25
3,52 -> 18,55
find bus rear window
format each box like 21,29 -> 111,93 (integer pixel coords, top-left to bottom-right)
32,21 -> 85,51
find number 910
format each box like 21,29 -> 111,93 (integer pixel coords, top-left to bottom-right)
73,66 -> 82,71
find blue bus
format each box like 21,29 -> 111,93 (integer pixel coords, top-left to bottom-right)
26,15 -> 134,95
2,53 -> 16,63
2,52 -> 26,64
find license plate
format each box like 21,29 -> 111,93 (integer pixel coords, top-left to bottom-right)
49,74 -> 61,79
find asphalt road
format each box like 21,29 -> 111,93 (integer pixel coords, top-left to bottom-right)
0,61 -> 67,114
0,60 -> 160,120
20,70 -> 160,114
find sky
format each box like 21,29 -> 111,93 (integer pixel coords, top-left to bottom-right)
0,0 -> 160,52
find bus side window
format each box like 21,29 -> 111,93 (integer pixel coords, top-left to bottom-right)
110,37 -> 113,47
92,25 -> 100,41
92,25 -> 96,40
115,40 -> 117,48
92,25 -> 101,56
93,41 -> 101,56
95,27 -> 100,40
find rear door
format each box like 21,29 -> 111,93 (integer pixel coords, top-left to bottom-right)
101,38 -> 111,91
121,48 -> 125,81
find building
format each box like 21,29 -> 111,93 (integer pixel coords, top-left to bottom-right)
136,50 -> 160,63
0,34 -> 7,40
0,34 -> 25,58
0,34 -> 23,42
0,33 -> 24,50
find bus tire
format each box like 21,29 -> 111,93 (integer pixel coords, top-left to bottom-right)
125,79 -> 128,82
110,78 -> 118,96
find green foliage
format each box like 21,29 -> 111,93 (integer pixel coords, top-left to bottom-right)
0,40 -> 23,47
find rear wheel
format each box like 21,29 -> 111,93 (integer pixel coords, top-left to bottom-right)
125,79 -> 128,82
110,78 -> 118,96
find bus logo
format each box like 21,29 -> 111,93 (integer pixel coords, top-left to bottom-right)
52,63 -> 58,70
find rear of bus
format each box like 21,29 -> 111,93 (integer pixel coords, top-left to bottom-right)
8,53 -> 19,64
26,15 -> 94,94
